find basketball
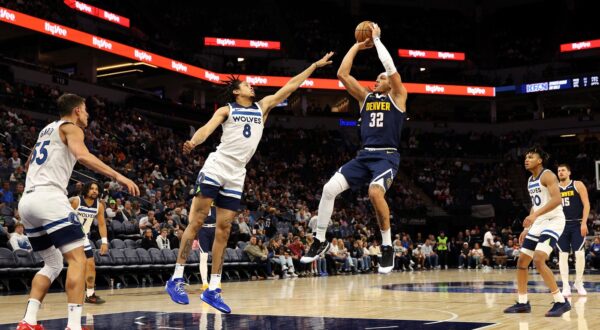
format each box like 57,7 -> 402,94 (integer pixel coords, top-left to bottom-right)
355,20 -> 373,42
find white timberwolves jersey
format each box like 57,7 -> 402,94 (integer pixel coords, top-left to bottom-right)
25,120 -> 77,195
75,196 -> 99,234
528,169 -> 563,219
215,102 -> 264,165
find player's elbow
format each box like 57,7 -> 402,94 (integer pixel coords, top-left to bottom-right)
337,71 -> 349,80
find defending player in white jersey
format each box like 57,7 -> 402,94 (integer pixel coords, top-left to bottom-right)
165,52 -> 334,313
504,146 -> 571,317
17,93 -> 139,330
70,182 -> 108,304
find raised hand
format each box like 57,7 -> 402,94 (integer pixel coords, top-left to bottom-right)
314,52 -> 334,68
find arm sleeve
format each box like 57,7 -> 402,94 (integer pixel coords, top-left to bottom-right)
373,38 -> 397,76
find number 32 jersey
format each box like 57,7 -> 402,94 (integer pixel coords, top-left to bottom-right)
215,102 -> 265,165
528,168 -> 563,219
360,93 -> 406,149
25,120 -> 77,195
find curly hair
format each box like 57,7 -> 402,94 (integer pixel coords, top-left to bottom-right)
82,181 -> 102,198
526,145 -> 549,164
220,75 -> 242,104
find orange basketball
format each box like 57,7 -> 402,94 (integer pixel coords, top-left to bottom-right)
355,21 -> 373,42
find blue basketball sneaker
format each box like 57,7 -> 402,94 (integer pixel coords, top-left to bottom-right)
201,288 -> 231,313
165,278 -> 189,305
545,300 -> 571,317
503,301 -> 531,313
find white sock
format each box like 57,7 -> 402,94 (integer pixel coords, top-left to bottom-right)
172,263 -> 185,280
381,229 -> 392,246
552,290 -> 566,303
559,252 -> 570,287
316,173 -> 349,242
86,288 -> 95,298
575,250 -> 585,284
209,274 -> 221,291
199,253 -> 209,285
23,298 -> 41,325
518,294 -> 528,304
67,303 -> 82,330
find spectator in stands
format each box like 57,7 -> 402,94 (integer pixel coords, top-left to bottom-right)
357,240 -> 371,272
368,240 -> 381,268
172,207 -> 188,228
105,199 -> 118,221
151,165 -> 165,181
288,236 -> 307,276
422,239 -> 439,269
244,236 -> 276,279
238,216 -> 251,242
413,244 -> 425,270
156,228 -> 171,250
141,229 -> 158,250
9,223 -> 32,251
458,242 -> 470,269
169,228 -> 182,249
9,166 -> 24,183
470,243 -> 484,269
393,240 -> 411,271
587,236 -> 600,270
0,181 -> 14,204
138,210 -> 156,234
116,200 -> 136,223
492,237 -> 507,268
504,239 -> 518,267
268,238 -> 297,277
9,151 -> 21,170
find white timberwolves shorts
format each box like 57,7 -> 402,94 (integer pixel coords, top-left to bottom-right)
194,152 -> 245,211
18,186 -> 85,253
521,213 -> 566,257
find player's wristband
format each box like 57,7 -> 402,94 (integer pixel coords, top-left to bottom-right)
101,237 -> 108,244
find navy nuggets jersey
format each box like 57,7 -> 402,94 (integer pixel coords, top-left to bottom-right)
560,180 -> 584,221
360,93 -> 406,149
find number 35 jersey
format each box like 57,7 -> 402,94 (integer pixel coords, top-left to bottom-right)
25,120 -> 77,195
528,168 -> 563,219
360,93 -> 406,149
215,102 -> 264,165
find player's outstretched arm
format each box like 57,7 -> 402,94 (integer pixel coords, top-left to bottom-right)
61,124 -> 139,196
337,41 -> 371,103
371,23 -> 407,105
183,106 -> 229,154
259,52 -> 334,115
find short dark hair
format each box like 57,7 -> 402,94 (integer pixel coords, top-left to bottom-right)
558,163 -> 571,171
57,93 -> 85,117
220,75 -> 242,103
526,145 -> 549,163
82,181 -> 102,198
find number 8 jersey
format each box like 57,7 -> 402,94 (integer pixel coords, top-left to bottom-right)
25,120 -> 77,195
528,168 -> 563,219
215,102 -> 264,165
360,93 -> 406,149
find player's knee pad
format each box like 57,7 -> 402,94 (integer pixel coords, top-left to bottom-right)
323,173 -> 349,199
575,250 -> 585,260
37,248 -> 64,282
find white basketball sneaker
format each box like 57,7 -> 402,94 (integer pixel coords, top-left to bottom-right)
573,282 -> 587,296
561,284 -> 571,297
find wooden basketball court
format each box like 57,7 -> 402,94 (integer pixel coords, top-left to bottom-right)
0,269 -> 598,329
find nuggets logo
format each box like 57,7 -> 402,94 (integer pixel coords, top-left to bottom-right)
561,191 -> 574,197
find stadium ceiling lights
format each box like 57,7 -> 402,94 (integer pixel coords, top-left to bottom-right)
560,134 -> 576,138
97,62 -> 157,71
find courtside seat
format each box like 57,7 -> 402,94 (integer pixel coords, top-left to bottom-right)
111,239 -> 126,249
